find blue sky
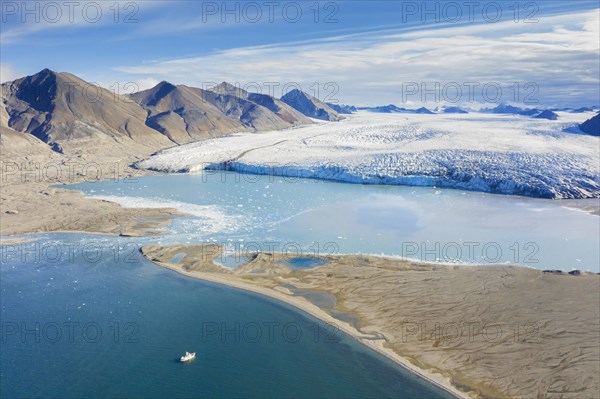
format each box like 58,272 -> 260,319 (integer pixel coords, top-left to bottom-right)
1,1 -> 599,107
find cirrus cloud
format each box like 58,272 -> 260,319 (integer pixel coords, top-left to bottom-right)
114,9 -> 600,107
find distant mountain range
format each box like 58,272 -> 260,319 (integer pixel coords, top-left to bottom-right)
480,104 -> 561,120
353,103 -> 597,122
356,104 -> 437,114
325,103 -> 357,114
2,69 -> 598,158
0,69 -> 343,156
534,110 -> 559,120
439,106 -> 469,114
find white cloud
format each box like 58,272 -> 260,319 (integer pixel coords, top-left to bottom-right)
0,1 -> 171,45
129,78 -> 161,92
0,64 -> 24,83
114,9 -> 600,107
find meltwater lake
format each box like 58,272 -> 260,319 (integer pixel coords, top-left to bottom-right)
68,171 -> 599,272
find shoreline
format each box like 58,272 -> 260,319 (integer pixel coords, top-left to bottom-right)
0,157 -> 181,237
2,152 -> 596,239
3,154 -> 599,397
140,244 -> 600,398
145,255 -> 469,399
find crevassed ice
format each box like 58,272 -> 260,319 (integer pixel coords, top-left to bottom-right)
140,112 -> 600,199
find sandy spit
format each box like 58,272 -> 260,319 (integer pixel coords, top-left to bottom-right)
140,244 -> 600,399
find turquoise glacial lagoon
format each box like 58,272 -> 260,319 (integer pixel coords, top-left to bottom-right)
66,172 -> 599,272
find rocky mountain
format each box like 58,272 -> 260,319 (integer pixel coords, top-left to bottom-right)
326,103 -> 357,114
414,107 -> 434,114
1,70 -> 317,157
520,109 -> 543,116
579,113 -> 600,136
207,81 -> 247,98
207,82 -> 313,127
202,89 -> 294,131
482,104 -> 548,117
1,68 -> 173,155
482,104 -> 565,120
246,91 -> 313,124
534,110 -> 559,120
280,89 -> 343,121
358,104 -> 435,114
572,107 -> 595,113
0,98 -> 56,159
129,81 -> 314,144
441,106 -> 468,114
129,81 -> 248,143
483,104 -> 529,114
357,104 -> 408,113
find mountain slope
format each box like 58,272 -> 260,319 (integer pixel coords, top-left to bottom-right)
415,107 -> 434,114
130,81 -> 249,143
534,110 -> 559,120
208,82 -> 313,126
359,105 -> 436,114
0,98 -> 56,159
1,71 -> 319,157
580,113 -> 600,136
484,104 -> 528,114
130,81 -> 313,144
358,104 -> 408,113
326,103 -> 357,114
1,69 -> 173,155
442,106 -> 468,114
198,87 -> 294,131
280,89 -> 343,121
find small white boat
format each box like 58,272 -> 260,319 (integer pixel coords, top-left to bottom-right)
181,352 -> 196,362
180,352 -> 196,362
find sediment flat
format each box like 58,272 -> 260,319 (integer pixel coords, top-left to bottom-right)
141,244 -> 600,399
0,156 -> 178,237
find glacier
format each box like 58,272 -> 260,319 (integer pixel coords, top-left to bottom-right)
139,111 -> 600,199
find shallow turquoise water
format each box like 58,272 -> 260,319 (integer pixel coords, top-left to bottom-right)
280,257 -> 329,269
213,254 -> 251,269
169,252 -> 188,264
0,234 -> 453,398
66,172 -> 600,271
